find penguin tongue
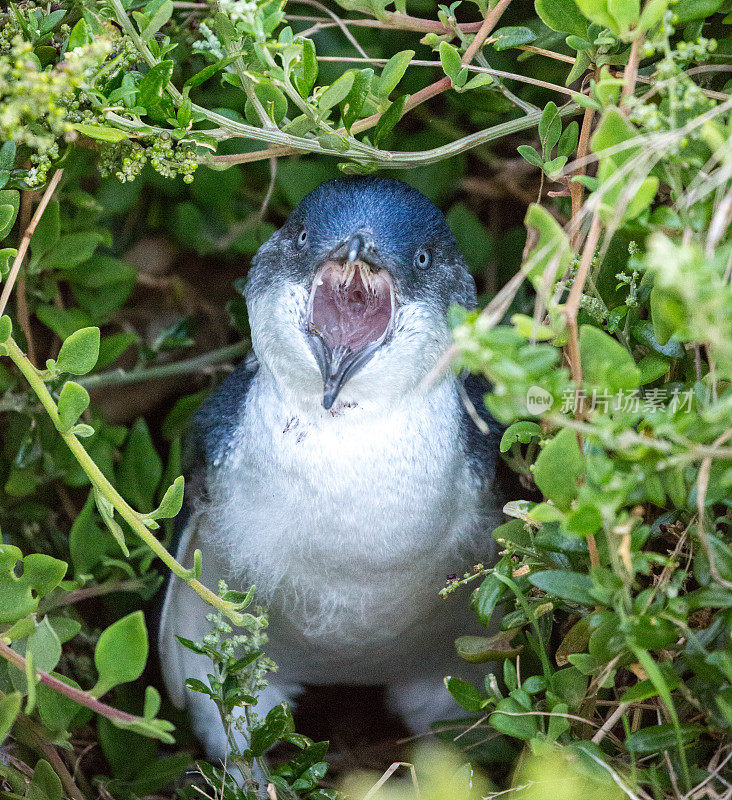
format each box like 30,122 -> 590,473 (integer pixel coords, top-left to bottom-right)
310,261 -> 393,352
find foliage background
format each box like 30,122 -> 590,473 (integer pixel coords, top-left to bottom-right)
0,0 -> 731,798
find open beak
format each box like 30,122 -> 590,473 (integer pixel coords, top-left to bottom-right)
306,235 -> 396,409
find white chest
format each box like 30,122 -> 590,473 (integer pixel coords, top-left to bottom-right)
196,371 -> 485,647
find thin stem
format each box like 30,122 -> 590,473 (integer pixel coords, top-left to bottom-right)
2,336 -> 244,623
462,0 -> 512,65
0,640 -> 139,725
211,103 -> 580,168
13,714 -> 87,800
315,56 -> 579,98
41,577 -> 150,610
0,169 -> 63,317
78,341 -> 249,390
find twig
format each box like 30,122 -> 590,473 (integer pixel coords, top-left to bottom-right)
564,213 -> 602,400
77,340 -> 249,389
42,577 -> 150,609
570,86 -> 597,238
362,762 -> 419,800
463,0 -> 513,65
15,191 -> 36,367
622,34 -> 644,103
592,702 -> 629,744
297,0 -> 369,59
15,714 -> 86,800
696,428 -> 732,589
0,639 -> 143,727
0,169 -> 63,318
315,56 -> 579,97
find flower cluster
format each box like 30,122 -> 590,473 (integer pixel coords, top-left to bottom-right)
0,34 -> 113,186
98,133 -> 199,184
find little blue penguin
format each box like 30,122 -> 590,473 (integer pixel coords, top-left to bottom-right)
159,176 -> 507,758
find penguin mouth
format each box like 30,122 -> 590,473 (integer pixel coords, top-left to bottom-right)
306,259 -> 396,409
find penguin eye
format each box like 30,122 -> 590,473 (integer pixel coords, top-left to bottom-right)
296,228 -> 308,248
414,248 -> 431,269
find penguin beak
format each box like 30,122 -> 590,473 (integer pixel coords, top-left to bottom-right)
306,235 -> 396,409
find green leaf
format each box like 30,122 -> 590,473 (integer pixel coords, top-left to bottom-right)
250,703 -> 295,756
0,692 -> 22,740
97,332 -> 138,369
460,72 -> 494,92
0,247 -> 16,276
575,0 -> 618,32
318,71 -> 355,111
579,325 -> 640,392
73,123 -> 130,143
0,141 -> 17,173
37,231 -> 104,271
535,0 -> 588,37
294,37 -> 318,97
374,94 -> 407,146
500,421 -> 541,452
471,573 -> 506,627
117,418 -> 163,512
56,327 -> 100,375
625,723 -> 704,754
492,26 -> 537,50
446,203 -> 494,271
445,676 -> 489,712
529,570 -> 605,605
30,200 -> 60,260
183,54 -> 238,92
375,49 -> 414,97
92,611 -> 149,697
608,0 -> 640,32
36,306 -> 94,340
69,493 -> 115,575
557,120 -> 579,158
29,759 -> 63,800
591,107 -> 637,163
439,41 -> 463,82
138,60 -> 174,109
148,475 -> 185,520
637,0 -> 667,31
621,663 -> 679,702
57,381 -> 90,433
342,68 -> 373,131
518,144 -> 543,167
0,204 -> 17,241
140,0 -> 172,41
490,696 -> 538,739
672,0 -> 723,24
539,102 -> 562,156
532,428 -> 584,511
0,315 -> 11,343
245,81 -> 288,127
456,632 -> 523,663
0,545 -> 67,624
39,9 -> 66,34
637,352 -> 670,384
67,18 -> 90,50
523,204 -> 573,290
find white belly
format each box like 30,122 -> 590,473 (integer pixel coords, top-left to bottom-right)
193,369 -> 493,681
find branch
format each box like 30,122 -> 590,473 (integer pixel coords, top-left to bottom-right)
0,639 -> 141,727
0,170 -> 63,318
78,340 -> 249,390
1,336 -> 245,625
